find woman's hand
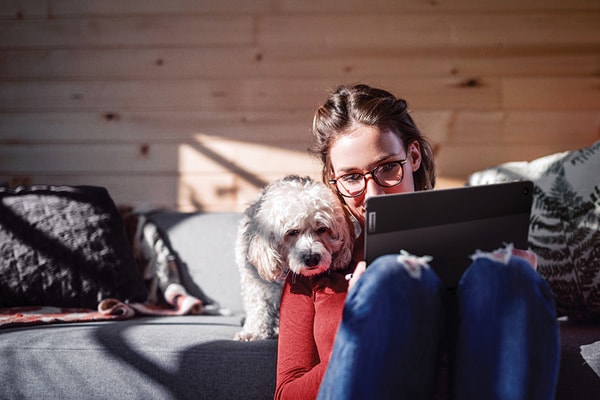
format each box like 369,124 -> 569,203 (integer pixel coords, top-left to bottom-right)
347,261 -> 367,290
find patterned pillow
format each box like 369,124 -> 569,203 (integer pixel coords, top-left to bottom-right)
0,185 -> 148,309
468,141 -> 600,321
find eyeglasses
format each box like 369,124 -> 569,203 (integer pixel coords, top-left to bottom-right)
329,159 -> 409,198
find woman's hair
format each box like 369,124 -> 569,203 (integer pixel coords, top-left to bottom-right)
309,84 -> 436,191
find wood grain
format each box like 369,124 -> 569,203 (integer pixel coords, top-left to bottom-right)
1,0 -> 598,211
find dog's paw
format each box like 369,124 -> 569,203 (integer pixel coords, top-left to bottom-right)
233,330 -> 277,341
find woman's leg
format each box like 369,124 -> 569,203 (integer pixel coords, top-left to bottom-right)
454,251 -> 560,400
318,253 -> 446,400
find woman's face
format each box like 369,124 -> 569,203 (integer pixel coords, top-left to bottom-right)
329,125 -> 422,228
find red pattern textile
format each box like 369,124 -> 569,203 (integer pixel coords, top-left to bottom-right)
0,286 -> 202,329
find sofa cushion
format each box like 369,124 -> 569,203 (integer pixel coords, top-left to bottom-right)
0,185 -> 148,308
468,141 -> 600,321
0,315 -> 277,400
555,320 -> 600,399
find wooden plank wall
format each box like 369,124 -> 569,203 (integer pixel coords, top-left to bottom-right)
0,0 -> 599,212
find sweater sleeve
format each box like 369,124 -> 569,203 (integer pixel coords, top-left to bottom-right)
274,273 -> 348,400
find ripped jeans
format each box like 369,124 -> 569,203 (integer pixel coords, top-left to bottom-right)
317,247 -> 560,400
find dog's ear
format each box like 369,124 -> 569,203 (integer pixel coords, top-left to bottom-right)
331,213 -> 354,271
247,232 -> 286,281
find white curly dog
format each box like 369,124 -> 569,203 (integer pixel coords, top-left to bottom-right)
234,175 -> 353,341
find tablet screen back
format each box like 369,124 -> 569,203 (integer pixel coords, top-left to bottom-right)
364,181 -> 533,288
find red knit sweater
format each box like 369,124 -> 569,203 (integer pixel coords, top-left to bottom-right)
274,268 -> 350,399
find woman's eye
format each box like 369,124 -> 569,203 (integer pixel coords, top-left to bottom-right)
379,163 -> 396,172
379,162 -> 397,172
341,174 -> 361,183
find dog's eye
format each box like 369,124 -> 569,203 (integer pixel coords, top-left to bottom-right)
316,227 -> 330,235
286,229 -> 300,237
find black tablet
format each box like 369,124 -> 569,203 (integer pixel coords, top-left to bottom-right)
364,181 -> 534,288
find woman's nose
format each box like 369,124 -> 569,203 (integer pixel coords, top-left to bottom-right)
364,175 -> 385,199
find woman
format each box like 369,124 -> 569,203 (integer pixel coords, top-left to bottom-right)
275,84 -> 559,400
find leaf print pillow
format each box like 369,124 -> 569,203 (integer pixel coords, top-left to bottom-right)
468,141 -> 600,322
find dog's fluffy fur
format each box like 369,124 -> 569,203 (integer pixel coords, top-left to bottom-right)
234,175 -> 353,341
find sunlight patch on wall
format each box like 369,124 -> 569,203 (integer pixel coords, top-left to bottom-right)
177,133 -> 321,212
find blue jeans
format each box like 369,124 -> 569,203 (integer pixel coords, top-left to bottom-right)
317,252 -> 560,400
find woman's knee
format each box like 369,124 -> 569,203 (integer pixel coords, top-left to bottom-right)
343,252 -> 446,334
461,249 -> 541,289
459,248 -> 555,314
364,252 -> 442,292
347,252 -> 444,318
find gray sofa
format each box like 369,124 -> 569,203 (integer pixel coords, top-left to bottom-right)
1,209 -> 600,399
0,210 -> 277,400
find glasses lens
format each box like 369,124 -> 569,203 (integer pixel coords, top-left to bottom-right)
374,161 -> 403,187
334,160 -> 405,197
337,174 -> 365,197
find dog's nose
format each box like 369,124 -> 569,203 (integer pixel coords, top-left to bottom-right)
303,253 -> 321,267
